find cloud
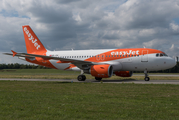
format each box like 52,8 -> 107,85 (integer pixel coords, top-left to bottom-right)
0,0 -> 179,63
170,23 -> 179,32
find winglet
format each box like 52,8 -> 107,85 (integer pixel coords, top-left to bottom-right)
11,50 -> 17,57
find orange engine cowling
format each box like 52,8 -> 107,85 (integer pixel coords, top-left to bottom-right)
115,71 -> 133,77
90,65 -> 113,78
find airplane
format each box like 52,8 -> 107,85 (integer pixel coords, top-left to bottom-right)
4,25 -> 176,81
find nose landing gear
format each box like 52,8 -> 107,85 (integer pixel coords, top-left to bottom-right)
145,77 -> 150,81
144,70 -> 150,81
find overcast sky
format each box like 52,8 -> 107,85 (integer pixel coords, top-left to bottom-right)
0,0 -> 179,64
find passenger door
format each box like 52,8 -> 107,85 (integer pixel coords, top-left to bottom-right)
141,50 -> 148,62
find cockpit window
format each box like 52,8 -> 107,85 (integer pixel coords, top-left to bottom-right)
156,53 -> 168,57
163,53 -> 168,56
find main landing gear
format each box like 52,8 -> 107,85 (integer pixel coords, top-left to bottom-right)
95,77 -> 102,81
144,70 -> 150,81
77,75 -> 86,81
77,70 -> 86,81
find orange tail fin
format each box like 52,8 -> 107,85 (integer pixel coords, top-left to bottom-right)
22,25 -> 47,54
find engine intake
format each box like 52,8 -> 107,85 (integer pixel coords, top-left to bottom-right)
90,64 -> 113,78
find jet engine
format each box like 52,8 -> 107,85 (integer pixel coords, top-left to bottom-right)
90,64 -> 113,78
114,71 -> 133,77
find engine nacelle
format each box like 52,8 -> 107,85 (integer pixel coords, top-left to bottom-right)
115,71 -> 133,77
90,65 -> 113,78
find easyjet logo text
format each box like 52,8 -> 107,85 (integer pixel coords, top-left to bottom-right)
24,27 -> 40,50
111,50 -> 139,55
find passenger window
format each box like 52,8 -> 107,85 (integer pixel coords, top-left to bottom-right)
156,53 -> 159,57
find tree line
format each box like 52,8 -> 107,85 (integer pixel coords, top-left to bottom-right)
0,63 -> 179,73
0,63 -> 50,69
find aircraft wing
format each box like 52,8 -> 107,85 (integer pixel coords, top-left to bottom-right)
3,50 -> 100,67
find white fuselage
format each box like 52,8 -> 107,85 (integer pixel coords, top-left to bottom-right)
46,49 -> 176,72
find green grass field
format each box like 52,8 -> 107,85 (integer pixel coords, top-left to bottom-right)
0,81 -> 179,120
0,69 -> 179,80
0,69 -> 179,119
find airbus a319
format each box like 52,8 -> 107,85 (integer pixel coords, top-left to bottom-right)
4,25 -> 176,81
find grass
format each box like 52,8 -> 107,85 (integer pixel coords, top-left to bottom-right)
0,69 -> 179,119
0,81 -> 179,119
0,69 -> 179,80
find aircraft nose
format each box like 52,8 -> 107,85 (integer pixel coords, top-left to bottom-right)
169,58 -> 176,68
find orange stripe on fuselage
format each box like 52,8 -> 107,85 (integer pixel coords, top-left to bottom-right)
57,60 -> 72,63
85,48 -> 163,62
64,64 -> 76,70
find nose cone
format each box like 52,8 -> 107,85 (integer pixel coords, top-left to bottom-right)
169,58 -> 176,68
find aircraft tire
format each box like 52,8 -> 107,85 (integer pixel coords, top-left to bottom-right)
95,77 -> 102,81
145,77 -> 150,81
82,75 -> 86,81
77,75 -> 86,81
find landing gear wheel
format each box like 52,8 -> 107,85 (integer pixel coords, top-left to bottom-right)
95,77 -> 102,81
145,77 -> 150,81
144,70 -> 150,81
77,75 -> 86,81
82,75 -> 86,81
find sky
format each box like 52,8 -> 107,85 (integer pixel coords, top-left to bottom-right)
0,0 -> 179,64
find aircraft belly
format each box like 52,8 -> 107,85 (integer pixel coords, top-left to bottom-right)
49,60 -> 70,70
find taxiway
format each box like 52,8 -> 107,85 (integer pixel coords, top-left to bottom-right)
0,78 -> 179,84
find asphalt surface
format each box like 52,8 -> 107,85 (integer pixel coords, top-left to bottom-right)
0,78 -> 179,84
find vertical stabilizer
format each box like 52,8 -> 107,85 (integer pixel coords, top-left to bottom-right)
22,25 -> 46,54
